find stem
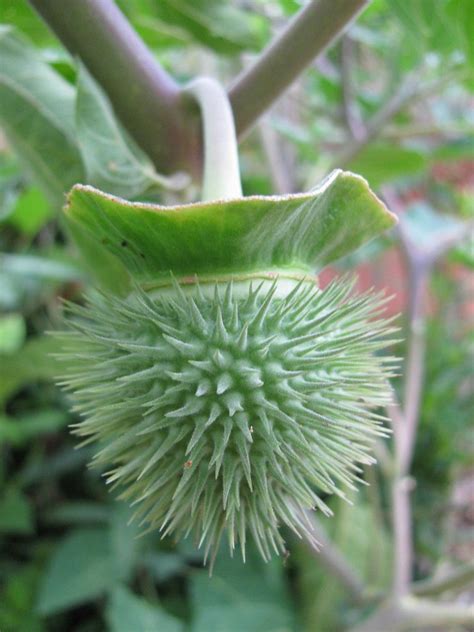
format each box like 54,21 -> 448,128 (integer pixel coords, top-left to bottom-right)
229,0 -> 371,137
351,597 -> 474,632
303,512 -> 368,603
381,187 -> 473,603
331,68 -> 465,169
402,598 -> 474,628
340,35 -> 365,141
392,218 -> 429,599
28,0 -> 201,176
392,475 -> 415,598
331,69 -> 422,168
258,119 -> 296,194
184,78 -> 242,201
413,563 -> 474,597
401,267 -> 428,472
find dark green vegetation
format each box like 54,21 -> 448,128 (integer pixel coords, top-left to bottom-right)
0,0 -> 472,631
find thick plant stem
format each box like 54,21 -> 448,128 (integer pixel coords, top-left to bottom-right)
185,78 -> 242,201
229,0 -> 371,137
30,0 -> 372,177
28,0 -> 201,176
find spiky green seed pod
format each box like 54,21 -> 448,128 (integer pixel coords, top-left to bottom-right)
57,170 -> 398,565
58,275 -> 396,564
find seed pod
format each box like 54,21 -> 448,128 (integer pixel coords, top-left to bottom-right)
57,170 -> 397,565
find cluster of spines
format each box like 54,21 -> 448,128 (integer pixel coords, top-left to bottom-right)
56,276 -> 397,565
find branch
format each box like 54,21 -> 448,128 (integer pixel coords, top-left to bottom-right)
340,35 -> 365,140
381,189 -> 429,598
403,597 -> 474,629
351,597 -> 474,632
413,563 -> 474,597
331,68 -> 423,169
258,119 -> 296,194
28,0 -> 201,176
229,0 -> 371,137
391,475 -> 416,598
303,512 -> 368,604
330,68 -> 465,169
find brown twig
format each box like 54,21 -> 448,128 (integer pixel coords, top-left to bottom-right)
229,0 -> 372,137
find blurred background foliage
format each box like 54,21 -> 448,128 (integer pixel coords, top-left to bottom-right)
0,0 -> 472,630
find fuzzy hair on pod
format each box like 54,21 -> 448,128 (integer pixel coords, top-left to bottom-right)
57,276 -> 396,565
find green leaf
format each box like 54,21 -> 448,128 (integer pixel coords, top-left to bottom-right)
0,409 -> 69,447
37,528 -> 115,615
0,252 -> 83,311
0,487 -> 33,534
450,239 -> 474,269
152,0 -> 267,54
0,152 -> 22,221
107,585 -> 184,632
1,252 -> 82,283
141,551 -> 188,582
0,26 -> 84,205
75,66 -> 187,199
116,0 -> 192,49
7,186 -> 53,235
0,335 -> 61,405
190,547 -> 296,632
44,502 -> 110,527
109,503 -> 141,581
0,313 -> 26,354
64,170 -> 396,284
388,0 -> 469,60
0,0 -> 55,45
0,565 -> 44,632
347,144 -> 427,188
447,0 -> 474,66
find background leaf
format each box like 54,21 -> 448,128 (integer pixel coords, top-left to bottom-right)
347,144 -> 427,188
0,26 -> 84,205
0,313 -> 26,353
6,186 -> 53,235
150,0 -> 267,54
75,66 -> 187,199
0,409 -> 69,447
37,528 -> 116,615
0,487 -> 33,534
190,547 -> 295,632
0,335 -> 61,405
107,585 -> 184,632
